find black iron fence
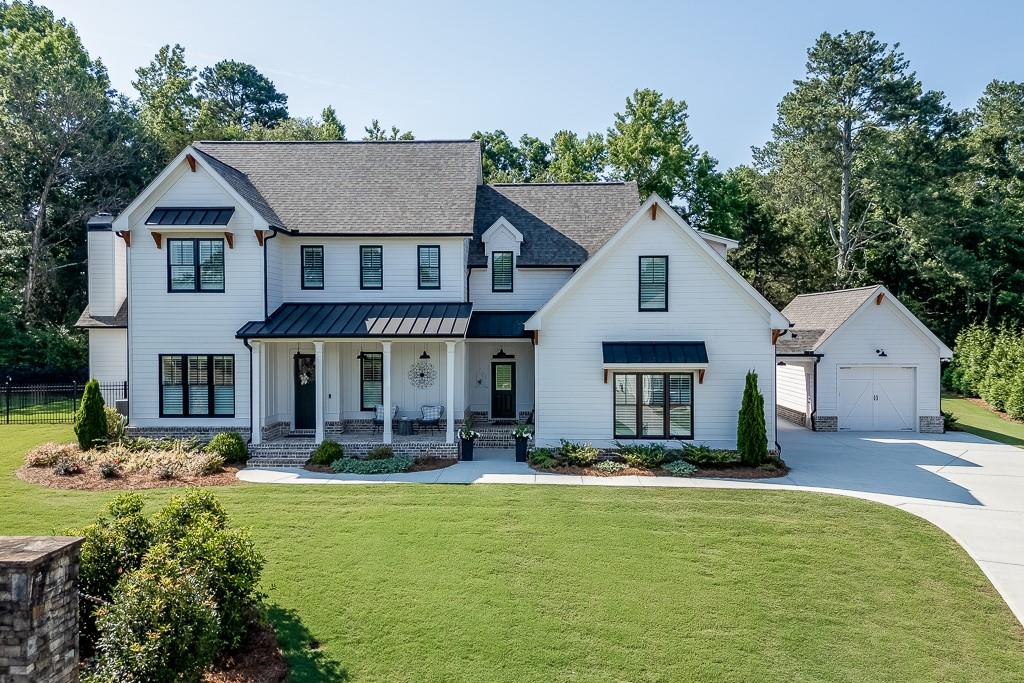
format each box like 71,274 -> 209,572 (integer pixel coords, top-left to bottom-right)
2,381 -> 128,424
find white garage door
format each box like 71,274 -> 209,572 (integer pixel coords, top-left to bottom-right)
838,366 -> 916,431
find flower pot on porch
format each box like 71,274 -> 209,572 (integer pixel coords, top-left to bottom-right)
460,438 -> 475,461
514,436 -> 529,462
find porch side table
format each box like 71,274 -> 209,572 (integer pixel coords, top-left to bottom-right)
397,417 -> 414,436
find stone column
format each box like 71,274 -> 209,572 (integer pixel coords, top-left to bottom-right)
250,341 -> 262,445
0,537 -> 84,683
446,341 -> 456,444
382,341 -> 393,444
314,340 -> 325,444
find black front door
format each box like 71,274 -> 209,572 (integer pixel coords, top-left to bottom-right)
491,362 -> 516,419
294,354 -> 316,430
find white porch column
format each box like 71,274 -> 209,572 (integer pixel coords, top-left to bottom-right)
445,341 -> 456,444
382,341 -> 393,444
250,341 -> 262,445
314,340 -> 325,444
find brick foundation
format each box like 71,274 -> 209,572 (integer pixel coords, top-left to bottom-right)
125,425 -> 251,442
812,415 -> 838,432
0,537 -> 83,683
776,405 -> 809,428
919,415 -> 944,433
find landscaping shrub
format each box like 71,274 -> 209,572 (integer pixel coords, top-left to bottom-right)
663,460 -> 697,477
53,457 -> 82,476
680,444 -> 739,466
90,546 -> 220,683
24,441 -> 79,467
527,447 -> 558,468
942,409 -> 960,432
104,406 -> 126,443
558,440 -> 599,467
153,489 -> 228,539
206,431 -> 247,464
594,460 -> 628,473
616,442 -> 667,469
366,445 -> 394,460
945,323 -> 995,396
330,455 -> 414,474
309,440 -> 343,466
737,371 -> 768,466
156,464 -> 177,480
99,461 -> 120,479
186,452 -> 225,476
979,325 -> 1022,412
74,379 -> 108,450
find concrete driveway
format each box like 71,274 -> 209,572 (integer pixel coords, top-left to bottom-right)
776,421 -> 1024,625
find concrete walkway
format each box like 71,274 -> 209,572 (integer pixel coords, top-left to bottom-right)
238,423 -> 1024,624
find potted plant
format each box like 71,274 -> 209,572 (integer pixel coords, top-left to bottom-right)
512,422 -> 533,462
458,419 -> 479,461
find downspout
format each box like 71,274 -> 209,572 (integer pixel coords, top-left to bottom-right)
810,354 -> 821,432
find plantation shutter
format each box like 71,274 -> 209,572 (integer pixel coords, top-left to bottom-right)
418,246 -> 440,289
639,256 -> 668,310
302,246 -> 324,289
213,356 -> 235,416
198,239 -> 225,291
491,251 -> 513,292
361,246 -> 383,289
161,356 -> 184,415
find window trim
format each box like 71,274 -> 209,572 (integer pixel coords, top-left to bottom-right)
638,255 -> 668,312
166,238 -> 225,293
491,250 -> 514,293
360,351 -> 384,411
300,245 -> 325,290
612,371 -> 694,440
360,245 -> 383,290
417,245 -> 441,290
158,353 -> 235,418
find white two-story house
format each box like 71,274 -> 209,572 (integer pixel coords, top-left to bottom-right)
77,140 -> 789,460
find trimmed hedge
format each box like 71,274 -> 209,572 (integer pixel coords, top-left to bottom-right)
946,323 -> 1024,420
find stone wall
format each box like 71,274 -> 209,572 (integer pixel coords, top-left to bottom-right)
776,405 -> 809,428
919,415 -> 944,433
0,537 -> 83,683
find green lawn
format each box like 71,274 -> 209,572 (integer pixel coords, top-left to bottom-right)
1,426 -> 1022,682
943,396 -> 1024,447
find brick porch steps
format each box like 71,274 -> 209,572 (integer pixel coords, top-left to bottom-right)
247,439 -> 316,468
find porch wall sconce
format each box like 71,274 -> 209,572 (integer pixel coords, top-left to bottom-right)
420,350 -> 431,360
356,351 -> 367,360
492,348 -> 514,359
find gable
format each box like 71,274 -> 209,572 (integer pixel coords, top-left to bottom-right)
526,195 -> 789,330
481,217 -> 523,256
819,291 -> 953,358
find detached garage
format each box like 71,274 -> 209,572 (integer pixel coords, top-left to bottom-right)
775,285 -> 953,433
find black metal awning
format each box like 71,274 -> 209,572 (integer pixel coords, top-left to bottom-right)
602,341 -> 708,365
146,206 -> 235,226
237,302 -> 473,339
466,311 -> 534,339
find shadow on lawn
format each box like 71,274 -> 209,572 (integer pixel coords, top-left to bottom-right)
268,605 -> 348,682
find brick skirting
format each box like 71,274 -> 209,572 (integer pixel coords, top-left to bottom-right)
125,425 -> 251,442
776,405 -> 809,428
919,415 -> 944,433
812,415 -> 838,432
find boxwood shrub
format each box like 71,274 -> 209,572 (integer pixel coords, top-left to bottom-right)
309,440 -> 343,466
330,455 -> 414,474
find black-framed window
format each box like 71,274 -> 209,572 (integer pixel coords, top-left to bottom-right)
167,238 -> 225,292
360,246 -> 383,290
360,352 -> 383,410
160,354 -> 234,417
492,251 -> 513,292
417,245 -> 440,289
613,372 -> 692,439
639,255 -> 668,311
301,245 -> 324,289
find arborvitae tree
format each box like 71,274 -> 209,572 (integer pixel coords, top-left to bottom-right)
74,379 -> 107,449
736,371 -> 768,466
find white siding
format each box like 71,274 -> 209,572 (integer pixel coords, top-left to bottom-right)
127,164 -> 263,428
815,298 -> 942,423
272,236 -> 466,304
88,329 -> 127,384
533,213 -> 776,449
465,341 -> 534,415
468,268 -> 572,311
265,234 -> 284,314
776,362 -> 809,413
87,230 -> 115,317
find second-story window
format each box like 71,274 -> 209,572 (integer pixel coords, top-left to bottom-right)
491,251 -> 513,292
301,245 -> 324,289
417,245 -> 440,290
639,255 -> 668,311
168,238 -> 224,293
360,245 -> 383,290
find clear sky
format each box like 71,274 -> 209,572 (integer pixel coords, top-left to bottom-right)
44,0 -> 1023,169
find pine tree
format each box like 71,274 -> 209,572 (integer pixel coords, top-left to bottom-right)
74,379 -> 107,450
737,371 -> 768,466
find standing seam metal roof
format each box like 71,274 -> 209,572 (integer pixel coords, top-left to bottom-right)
236,302 -> 473,338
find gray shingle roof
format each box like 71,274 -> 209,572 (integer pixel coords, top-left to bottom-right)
193,141 -> 481,235
779,286 -> 880,352
75,300 -> 127,329
469,183 -> 640,267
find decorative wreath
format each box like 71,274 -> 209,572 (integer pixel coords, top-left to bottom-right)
408,359 -> 436,389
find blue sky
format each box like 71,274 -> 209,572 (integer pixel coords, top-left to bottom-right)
45,0 -> 1022,169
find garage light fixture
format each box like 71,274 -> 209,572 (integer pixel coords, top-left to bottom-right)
876,348 -> 887,357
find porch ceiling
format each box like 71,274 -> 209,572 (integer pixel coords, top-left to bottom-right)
237,301 -> 473,339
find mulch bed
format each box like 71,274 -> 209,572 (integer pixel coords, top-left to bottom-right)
203,620 -> 288,683
17,464 -> 242,490
304,457 -> 456,474
532,460 -> 789,479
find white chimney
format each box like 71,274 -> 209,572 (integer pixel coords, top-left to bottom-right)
86,213 -> 116,317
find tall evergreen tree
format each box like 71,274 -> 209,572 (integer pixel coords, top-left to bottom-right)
195,60 -> 288,132
133,44 -> 198,160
